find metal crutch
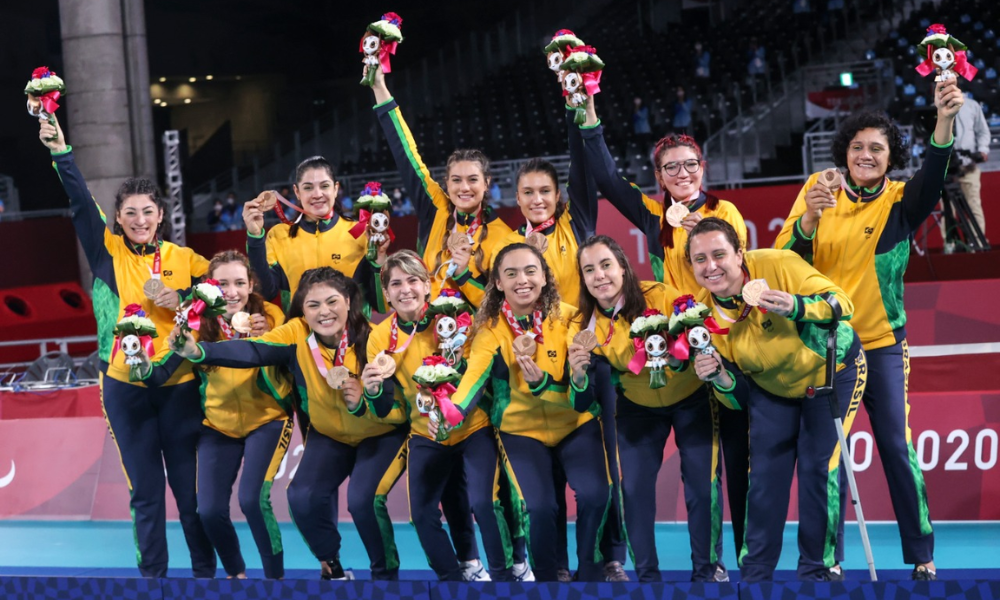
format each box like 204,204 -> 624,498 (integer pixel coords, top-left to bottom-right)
805,294 -> 877,582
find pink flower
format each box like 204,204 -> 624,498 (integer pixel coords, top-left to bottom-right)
642,308 -> 662,318
363,181 -> 383,196
382,12 -> 403,26
927,24 -> 947,35
31,66 -> 52,80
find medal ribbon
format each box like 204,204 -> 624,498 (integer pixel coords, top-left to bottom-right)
587,295 -> 624,347
524,216 -> 555,238
454,208 -> 483,244
307,329 -> 349,377
388,303 -> 428,354
216,316 -> 246,340
501,300 -> 544,344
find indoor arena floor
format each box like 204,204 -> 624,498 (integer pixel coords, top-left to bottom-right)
0,521 -> 996,580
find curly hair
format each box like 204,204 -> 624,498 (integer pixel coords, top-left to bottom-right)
474,243 -> 561,336
287,266 -> 371,370
830,111 -> 910,174
431,149 -> 493,277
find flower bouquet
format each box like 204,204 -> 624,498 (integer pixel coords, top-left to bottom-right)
349,181 -> 395,261
543,29 -> 585,83
172,279 -> 227,351
627,308 -> 672,389
25,66 -> 66,140
412,355 -> 464,442
360,12 -> 404,86
666,295 -> 728,361
915,24 -> 977,82
426,289 -> 473,366
113,304 -> 158,382
560,45 -> 604,124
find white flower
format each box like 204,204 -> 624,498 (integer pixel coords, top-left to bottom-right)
196,282 -> 222,302
646,314 -> 669,329
630,316 -> 648,335
432,296 -> 464,309
374,21 -> 402,40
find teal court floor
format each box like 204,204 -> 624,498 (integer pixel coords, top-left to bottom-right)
0,521 -> 996,580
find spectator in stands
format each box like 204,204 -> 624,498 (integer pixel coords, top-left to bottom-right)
673,87 -> 693,136
580,96 -> 750,573
208,199 -> 232,232
338,186 -> 354,216
392,187 -> 415,216
775,79 -> 965,581
942,91 -> 990,245
223,192 -> 240,226
747,38 -> 767,94
694,42 -> 710,80
38,115 -> 215,578
633,97 -> 652,149
488,181 -> 503,207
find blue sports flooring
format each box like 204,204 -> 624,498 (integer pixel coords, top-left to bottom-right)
0,521 -> 996,580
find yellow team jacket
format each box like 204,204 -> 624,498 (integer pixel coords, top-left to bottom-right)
593,282 -> 704,408
774,137 -> 954,350
578,122 -> 747,295
375,97 -> 513,308
366,314 -> 490,445
708,249 -> 858,404
195,318 -> 407,446
452,303 -> 598,446
496,212 -> 582,307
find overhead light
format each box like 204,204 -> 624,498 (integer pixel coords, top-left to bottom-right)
205,75 -> 214,80
158,77 -> 166,83
188,77 -> 196,83
184,98 -> 191,104
235,75 -> 242,80
153,98 -> 161,104
161,102 -> 168,107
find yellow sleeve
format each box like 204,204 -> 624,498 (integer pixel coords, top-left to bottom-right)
189,249 -> 209,279
773,175 -> 819,252
715,201 -> 748,251
452,326 -> 500,414
778,251 -> 854,323
263,301 -> 286,328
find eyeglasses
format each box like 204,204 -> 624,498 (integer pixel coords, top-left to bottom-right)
658,159 -> 702,177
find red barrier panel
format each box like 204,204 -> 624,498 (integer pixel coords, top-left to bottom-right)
0,386 -> 102,420
0,282 -> 97,364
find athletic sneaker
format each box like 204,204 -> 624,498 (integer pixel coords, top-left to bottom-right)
713,565 -> 730,583
604,561 -> 630,581
461,559 -> 491,581
513,561 -> 535,582
320,558 -> 355,581
818,564 -> 845,581
912,565 -> 937,580
556,568 -> 572,583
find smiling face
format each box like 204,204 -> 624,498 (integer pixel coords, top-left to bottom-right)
385,266 -> 430,322
688,230 -> 744,298
579,243 -> 624,310
116,195 -> 162,245
845,127 -> 890,189
516,171 -> 560,225
495,248 -> 546,315
363,35 -> 380,55
655,146 -> 703,203
212,261 -> 251,316
302,283 -> 349,344
293,167 -> 339,220
446,161 -> 488,214
932,47 -> 954,69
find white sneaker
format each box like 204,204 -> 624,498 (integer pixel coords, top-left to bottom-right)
513,561 -> 535,582
461,559 -> 491,581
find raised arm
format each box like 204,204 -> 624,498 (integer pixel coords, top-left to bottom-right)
900,81 -> 961,231
566,98 -> 599,242
245,227 -> 290,305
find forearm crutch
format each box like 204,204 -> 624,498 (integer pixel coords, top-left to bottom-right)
805,294 -> 877,582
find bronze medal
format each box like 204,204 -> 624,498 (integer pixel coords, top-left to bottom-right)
573,330 -> 599,352
741,279 -> 770,307
820,168 -> 841,194
257,190 -> 278,211
665,203 -> 690,228
373,352 -> 396,379
326,365 -> 350,390
448,231 -> 473,254
512,334 -> 537,357
230,312 -> 253,334
525,232 -> 549,254
143,278 -> 165,300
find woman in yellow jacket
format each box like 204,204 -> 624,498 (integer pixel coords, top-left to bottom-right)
145,250 -> 293,579
687,218 -> 866,583
449,243 -> 608,581
173,267 -> 408,580
576,235 -> 729,582
39,117 -> 214,578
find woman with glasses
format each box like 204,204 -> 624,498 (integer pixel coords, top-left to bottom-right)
578,97 -> 750,564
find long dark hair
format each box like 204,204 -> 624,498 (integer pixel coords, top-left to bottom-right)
114,178 -> 168,239
198,251 -> 273,344
288,156 -> 353,238
515,157 -> 567,224
287,267 -> 371,370
576,235 -> 650,326
474,243 -> 561,336
431,149 -> 493,276
651,133 -> 719,249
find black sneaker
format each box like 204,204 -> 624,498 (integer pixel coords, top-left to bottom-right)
912,565 -> 937,580
818,565 -> 845,581
321,558 -> 355,581
557,568 -> 572,583
604,561 -> 630,582
713,565 -> 730,583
